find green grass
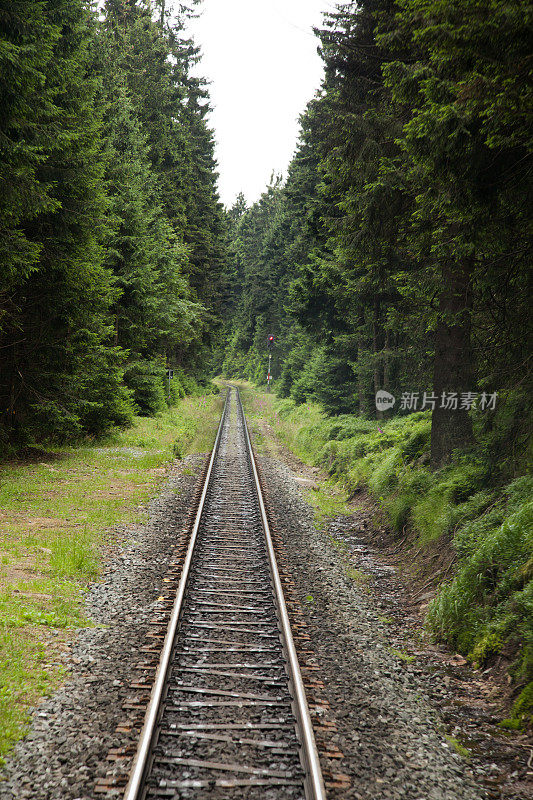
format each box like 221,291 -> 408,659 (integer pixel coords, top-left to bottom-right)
0,629 -> 62,757
427,476 -> 533,703
389,648 -> 416,664
500,682 -> 533,731
444,735 -> 471,760
301,483 -> 350,530
346,566 -> 372,586
0,579 -> 88,629
0,392 -> 223,756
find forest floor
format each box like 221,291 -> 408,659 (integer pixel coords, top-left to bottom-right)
238,381 -> 533,800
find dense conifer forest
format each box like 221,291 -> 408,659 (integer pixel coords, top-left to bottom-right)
216,0 -> 532,721
0,0 -> 531,725
221,0 -> 531,472
0,0 -> 225,446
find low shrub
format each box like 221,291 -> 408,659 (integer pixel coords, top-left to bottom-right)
501,681 -> 533,731
427,476 -> 533,685
124,359 -> 167,415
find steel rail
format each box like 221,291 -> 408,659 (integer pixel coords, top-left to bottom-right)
124,386 -> 326,800
236,389 -> 327,800
123,390 -> 229,800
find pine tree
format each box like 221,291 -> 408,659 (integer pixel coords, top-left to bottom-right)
166,18 -> 227,357
97,17 -> 200,413
0,0 -> 57,292
288,1 -> 412,414
104,0 -> 227,370
382,0 -> 532,465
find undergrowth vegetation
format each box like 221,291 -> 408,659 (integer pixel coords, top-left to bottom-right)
0,390 -> 222,757
251,391 -> 532,728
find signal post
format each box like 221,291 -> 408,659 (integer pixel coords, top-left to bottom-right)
267,334 -> 274,390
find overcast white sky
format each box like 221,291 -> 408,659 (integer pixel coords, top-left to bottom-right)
185,0 -> 331,208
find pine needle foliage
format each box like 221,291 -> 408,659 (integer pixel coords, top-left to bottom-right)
0,0 -> 227,444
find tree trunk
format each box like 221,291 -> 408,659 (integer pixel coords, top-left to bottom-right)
373,298 -> 383,418
357,309 -> 369,415
383,328 -> 391,393
430,257 -> 474,469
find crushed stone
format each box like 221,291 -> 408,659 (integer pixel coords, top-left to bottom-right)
0,439 -> 499,799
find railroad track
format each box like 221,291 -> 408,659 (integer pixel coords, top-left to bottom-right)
123,386 -> 326,800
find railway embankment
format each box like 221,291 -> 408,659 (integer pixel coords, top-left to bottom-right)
0,384 -> 530,800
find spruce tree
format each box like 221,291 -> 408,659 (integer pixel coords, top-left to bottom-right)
382,0 -> 532,465
97,20 -> 200,413
104,0 -> 226,371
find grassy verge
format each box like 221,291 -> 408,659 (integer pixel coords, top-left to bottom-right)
0,392 -> 223,758
238,382 -> 532,729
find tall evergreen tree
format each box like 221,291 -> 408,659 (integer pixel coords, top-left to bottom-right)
104,0 -> 227,367
0,0 -> 132,443
0,0 -> 57,291
382,0 -> 532,465
222,0 -> 531,474
97,14 -> 201,413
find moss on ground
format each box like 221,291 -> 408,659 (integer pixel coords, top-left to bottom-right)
500,682 -> 533,730
444,735 -> 471,760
